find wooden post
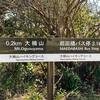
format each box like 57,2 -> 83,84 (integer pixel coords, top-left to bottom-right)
47,62 -> 55,100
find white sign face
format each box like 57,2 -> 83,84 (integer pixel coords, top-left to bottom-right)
0,54 -> 100,62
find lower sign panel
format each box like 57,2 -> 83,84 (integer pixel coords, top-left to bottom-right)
0,54 -> 100,62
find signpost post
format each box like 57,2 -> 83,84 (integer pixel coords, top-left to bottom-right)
48,62 -> 55,100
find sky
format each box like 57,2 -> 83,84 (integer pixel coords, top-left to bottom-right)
89,0 -> 100,7
88,0 -> 100,12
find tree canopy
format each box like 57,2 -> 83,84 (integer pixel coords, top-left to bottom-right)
0,0 -> 99,38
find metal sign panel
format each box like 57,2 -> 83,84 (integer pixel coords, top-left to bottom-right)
0,38 -> 100,62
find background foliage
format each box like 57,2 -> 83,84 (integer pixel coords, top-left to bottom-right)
0,0 -> 100,100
